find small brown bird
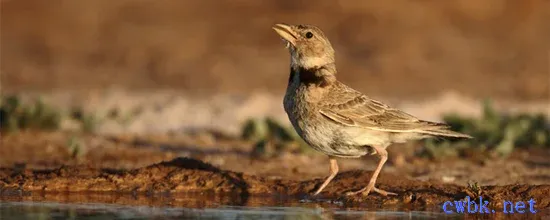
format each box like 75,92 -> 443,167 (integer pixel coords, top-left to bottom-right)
272,23 -> 472,196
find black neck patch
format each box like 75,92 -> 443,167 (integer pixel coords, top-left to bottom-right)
289,66 -> 334,88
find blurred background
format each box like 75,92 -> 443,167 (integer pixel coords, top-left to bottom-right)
2,0 -> 549,135
2,0 -> 549,99
1,0 -> 549,185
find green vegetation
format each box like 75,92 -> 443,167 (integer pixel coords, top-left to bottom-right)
423,100 -> 550,159
70,107 -> 102,133
3,94 -> 548,160
241,117 -> 313,157
66,135 -> 86,160
0,95 -> 140,133
0,95 -> 61,131
467,181 -> 483,197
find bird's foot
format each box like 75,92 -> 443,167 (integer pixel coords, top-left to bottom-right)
373,187 -> 397,196
345,183 -> 373,196
304,189 -> 323,200
346,184 -> 396,197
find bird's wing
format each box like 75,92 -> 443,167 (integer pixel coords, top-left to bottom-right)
318,84 -> 446,132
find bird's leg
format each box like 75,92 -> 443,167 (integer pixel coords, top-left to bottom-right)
313,157 -> 339,195
346,146 -> 396,196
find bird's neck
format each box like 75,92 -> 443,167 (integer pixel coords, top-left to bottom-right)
289,63 -> 337,88
290,53 -> 334,70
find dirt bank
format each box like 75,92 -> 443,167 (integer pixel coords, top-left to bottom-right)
1,157 -> 549,212
3,131 -> 550,186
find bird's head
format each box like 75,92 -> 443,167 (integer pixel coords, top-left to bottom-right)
272,23 -> 335,70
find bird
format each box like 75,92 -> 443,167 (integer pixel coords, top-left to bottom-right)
272,23 -> 472,197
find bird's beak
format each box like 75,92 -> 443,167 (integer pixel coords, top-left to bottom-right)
272,23 -> 297,47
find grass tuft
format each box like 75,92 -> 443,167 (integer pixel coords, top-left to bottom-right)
241,117 -> 313,157
0,95 -> 61,131
423,99 -> 550,159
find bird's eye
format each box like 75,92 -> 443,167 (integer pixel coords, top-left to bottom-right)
305,32 -> 313,39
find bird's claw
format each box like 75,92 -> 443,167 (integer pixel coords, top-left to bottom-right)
373,187 -> 397,196
345,186 -> 397,197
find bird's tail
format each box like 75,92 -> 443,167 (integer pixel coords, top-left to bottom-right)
418,120 -> 473,139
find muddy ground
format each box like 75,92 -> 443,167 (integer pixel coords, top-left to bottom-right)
1,131 -> 549,215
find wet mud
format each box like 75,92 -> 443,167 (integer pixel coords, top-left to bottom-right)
1,157 -> 549,212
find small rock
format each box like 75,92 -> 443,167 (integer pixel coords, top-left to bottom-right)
442,176 -> 455,183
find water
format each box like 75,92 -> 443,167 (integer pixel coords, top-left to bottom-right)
0,201 -> 450,220
0,192 -> 454,220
